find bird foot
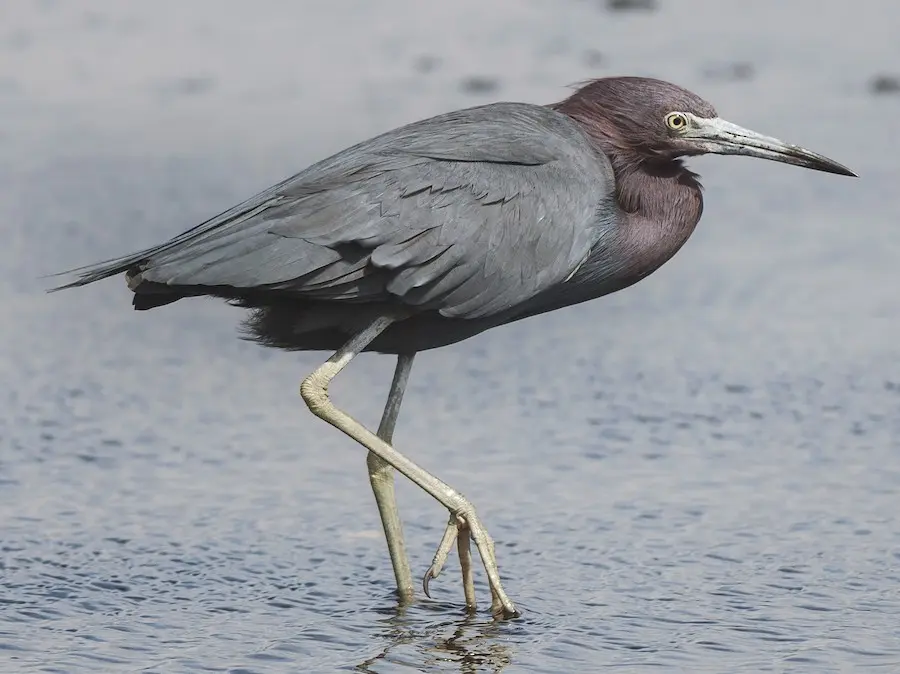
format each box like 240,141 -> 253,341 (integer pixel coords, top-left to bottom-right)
422,511 -> 519,619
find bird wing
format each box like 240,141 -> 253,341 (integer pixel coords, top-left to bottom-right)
54,102 -> 617,319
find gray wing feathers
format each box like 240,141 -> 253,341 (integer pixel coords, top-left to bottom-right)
101,102 -> 616,319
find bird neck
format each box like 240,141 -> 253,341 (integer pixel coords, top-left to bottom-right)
554,97 -> 706,297
580,125 -> 704,261
615,157 -> 704,236
553,98 -> 704,238
610,157 -> 704,288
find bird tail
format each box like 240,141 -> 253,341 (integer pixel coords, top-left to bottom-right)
47,187 -> 284,297
46,247 -> 156,293
47,241 -> 258,311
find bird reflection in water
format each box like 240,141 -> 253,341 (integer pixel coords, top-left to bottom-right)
355,606 -> 513,673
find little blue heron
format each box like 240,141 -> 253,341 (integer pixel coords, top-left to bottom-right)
52,77 -> 854,618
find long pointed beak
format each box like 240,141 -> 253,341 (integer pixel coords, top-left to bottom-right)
686,116 -> 857,177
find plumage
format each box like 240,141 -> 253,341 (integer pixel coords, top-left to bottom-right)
51,75 -> 852,353
54,101 -> 625,347
49,76 -> 855,617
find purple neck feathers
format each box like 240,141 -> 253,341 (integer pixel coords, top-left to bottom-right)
553,88 -> 704,285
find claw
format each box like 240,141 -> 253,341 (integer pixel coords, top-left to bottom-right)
422,567 -> 434,598
422,515 -> 460,598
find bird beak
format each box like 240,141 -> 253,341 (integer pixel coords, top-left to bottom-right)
686,116 -> 857,177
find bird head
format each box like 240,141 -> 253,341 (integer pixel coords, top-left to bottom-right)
557,76 -> 855,176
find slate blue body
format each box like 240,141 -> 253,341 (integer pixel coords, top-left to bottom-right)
59,103 -> 624,352
56,77 -> 850,354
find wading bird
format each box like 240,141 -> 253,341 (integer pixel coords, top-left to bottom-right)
53,76 -> 854,618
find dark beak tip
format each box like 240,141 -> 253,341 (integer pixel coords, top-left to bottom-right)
820,161 -> 857,178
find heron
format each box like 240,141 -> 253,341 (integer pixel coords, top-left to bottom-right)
51,76 -> 854,618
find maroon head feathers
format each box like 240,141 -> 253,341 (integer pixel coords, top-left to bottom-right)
553,77 -> 718,170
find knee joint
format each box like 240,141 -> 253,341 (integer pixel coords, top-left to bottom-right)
300,370 -> 330,414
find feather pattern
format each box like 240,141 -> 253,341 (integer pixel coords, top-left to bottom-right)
55,102 -> 616,320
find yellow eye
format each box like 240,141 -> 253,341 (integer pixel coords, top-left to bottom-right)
665,112 -> 688,131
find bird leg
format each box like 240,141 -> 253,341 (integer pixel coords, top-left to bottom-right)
300,316 -> 518,618
371,354 -> 481,608
423,514 -> 478,611
456,517 -> 477,610
367,353 -> 415,602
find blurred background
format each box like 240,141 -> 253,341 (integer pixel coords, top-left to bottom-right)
1,1 -> 898,672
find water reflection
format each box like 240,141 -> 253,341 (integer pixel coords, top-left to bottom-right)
356,606 -> 512,673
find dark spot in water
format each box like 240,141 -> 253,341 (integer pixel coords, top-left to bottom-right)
156,76 -> 216,99
459,76 -> 500,95
541,37 -> 570,57
583,49 -> 604,68
92,580 -> 130,592
797,603 -> 836,612
778,565 -> 807,575
413,55 -> 441,74
82,11 -> 106,31
697,639 -> 739,652
634,413 -> 666,424
0,77 -> 20,96
703,62 -> 755,82
5,31 -> 32,51
692,413 -> 722,426
870,75 -> 900,95
606,0 -> 657,12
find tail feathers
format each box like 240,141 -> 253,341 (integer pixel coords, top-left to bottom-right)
47,247 -> 195,310
46,249 -> 153,292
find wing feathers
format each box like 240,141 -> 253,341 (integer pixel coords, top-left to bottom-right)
55,102 -> 616,318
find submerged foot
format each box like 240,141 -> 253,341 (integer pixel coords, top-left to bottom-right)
421,511 -> 519,618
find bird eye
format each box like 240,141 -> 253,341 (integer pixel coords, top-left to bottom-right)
665,112 -> 688,131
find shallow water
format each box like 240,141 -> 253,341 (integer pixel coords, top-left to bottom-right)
2,1 -> 899,672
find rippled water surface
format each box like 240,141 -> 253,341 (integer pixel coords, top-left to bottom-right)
2,1 -> 899,671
